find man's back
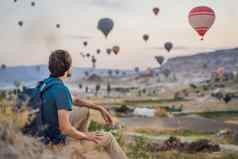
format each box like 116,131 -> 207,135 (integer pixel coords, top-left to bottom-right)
42,76 -> 73,144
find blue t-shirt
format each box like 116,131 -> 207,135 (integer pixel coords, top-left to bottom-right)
41,76 -> 73,144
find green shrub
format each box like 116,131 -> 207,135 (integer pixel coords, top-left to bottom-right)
127,136 -> 152,159
88,120 -> 113,132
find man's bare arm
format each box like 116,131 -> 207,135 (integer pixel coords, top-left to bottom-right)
73,98 -> 102,111
73,98 -> 114,125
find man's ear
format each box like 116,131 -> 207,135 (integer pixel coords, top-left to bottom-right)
66,70 -> 72,78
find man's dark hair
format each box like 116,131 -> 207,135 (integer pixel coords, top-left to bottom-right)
48,50 -> 72,77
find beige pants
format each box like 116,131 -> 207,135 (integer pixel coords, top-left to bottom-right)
68,107 -> 127,159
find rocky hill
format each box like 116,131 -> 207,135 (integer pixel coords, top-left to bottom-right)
1,48 -> 238,88
160,48 -> 238,82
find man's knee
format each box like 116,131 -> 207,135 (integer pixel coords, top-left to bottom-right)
70,107 -> 90,126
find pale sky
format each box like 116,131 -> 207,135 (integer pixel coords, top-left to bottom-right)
0,0 -> 238,69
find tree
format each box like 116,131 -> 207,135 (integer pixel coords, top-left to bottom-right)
108,69 -> 113,77
107,83 -> 111,97
84,71 -> 89,77
142,88 -> 146,95
95,84 -> 101,96
138,90 -> 142,97
14,80 -> 22,96
134,67 -> 140,74
85,86 -> 89,94
153,90 -> 157,96
78,83 -> 83,89
115,69 -> 120,76
14,80 -> 22,89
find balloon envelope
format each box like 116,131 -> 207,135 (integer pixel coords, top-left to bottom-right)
112,46 -> 120,55
155,56 -> 164,65
97,18 -> 114,38
91,56 -> 96,65
86,53 -> 91,58
143,34 -> 149,42
31,1 -> 35,7
18,21 -> 23,27
164,42 -> 173,52
153,7 -> 160,15
83,41 -> 88,47
96,49 -> 101,54
189,6 -> 216,40
106,48 -> 112,55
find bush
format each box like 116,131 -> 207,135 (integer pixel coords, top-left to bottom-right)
88,120 -> 113,132
127,136 -> 152,159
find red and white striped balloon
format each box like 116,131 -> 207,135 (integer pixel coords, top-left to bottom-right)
189,6 -> 216,40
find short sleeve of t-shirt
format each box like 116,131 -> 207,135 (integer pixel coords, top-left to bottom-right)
54,85 -> 73,111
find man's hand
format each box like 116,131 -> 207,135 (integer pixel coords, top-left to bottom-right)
83,132 -> 104,144
99,106 -> 114,126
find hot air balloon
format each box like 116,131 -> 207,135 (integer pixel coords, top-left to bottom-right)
96,49 -> 101,54
153,7 -> 160,15
18,21 -> 23,27
31,1 -> 35,7
189,6 -> 216,40
97,18 -> 114,38
80,52 -> 85,58
83,41 -> 88,47
143,34 -> 149,42
56,24 -> 60,28
91,56 -> 97,68
164,42 -> 173,52
155,56 -> 165,65
112,46 -> 120,55
106,48 -> 112,55
86,53 -> 91,58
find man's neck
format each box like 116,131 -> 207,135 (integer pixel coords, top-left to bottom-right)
58,76 -> 66,81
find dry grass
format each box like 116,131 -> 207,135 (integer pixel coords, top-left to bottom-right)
1,100 -> 238,159
0,100 -> 90,159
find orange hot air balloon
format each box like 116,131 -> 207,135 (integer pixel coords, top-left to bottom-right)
112,46 -> 120,55
189,6 -> 216,40
153,7 -> 160,15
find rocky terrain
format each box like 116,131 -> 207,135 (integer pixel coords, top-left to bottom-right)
1,48 -> 238,88
160,48 -> 238,82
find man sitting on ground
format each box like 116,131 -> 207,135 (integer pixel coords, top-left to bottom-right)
41,49 -> 127,159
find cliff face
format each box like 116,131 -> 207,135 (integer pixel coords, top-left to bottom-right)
160,48 -> 238,82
